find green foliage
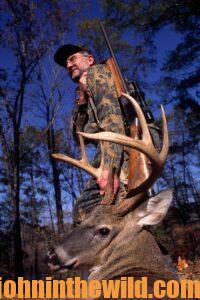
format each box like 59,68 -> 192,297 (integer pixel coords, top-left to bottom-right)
102,0 -> 200,94
77,17 -> 156,81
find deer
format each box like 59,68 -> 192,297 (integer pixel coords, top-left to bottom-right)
47,93 -> 179,299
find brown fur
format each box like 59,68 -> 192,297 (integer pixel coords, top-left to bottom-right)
47,190 -> 180,299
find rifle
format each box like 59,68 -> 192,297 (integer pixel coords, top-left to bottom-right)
100,22 -> 154,194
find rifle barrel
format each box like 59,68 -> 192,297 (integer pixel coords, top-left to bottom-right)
99,22 -> 128,94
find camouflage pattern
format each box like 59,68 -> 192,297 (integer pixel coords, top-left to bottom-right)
72,63 -> 125,171
71,64 -> 161,223
71,64 -> 126,223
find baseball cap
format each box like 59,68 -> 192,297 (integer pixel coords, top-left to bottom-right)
54,44 -> 90,68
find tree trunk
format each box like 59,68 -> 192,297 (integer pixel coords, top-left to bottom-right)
13,150 -> 24,278
50,157 -> 64,234
46,105 -> 64,235
30,166 -> 39,278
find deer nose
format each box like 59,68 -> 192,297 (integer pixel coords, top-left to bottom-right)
45,249 -> 64,271
45,248 -> 58,264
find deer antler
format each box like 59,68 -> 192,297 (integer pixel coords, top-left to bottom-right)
78,93 -> 169,214
52,93 -> 169,214
51,131 -> 105,179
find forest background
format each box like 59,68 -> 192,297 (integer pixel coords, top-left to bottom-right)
0,0 -> 199,279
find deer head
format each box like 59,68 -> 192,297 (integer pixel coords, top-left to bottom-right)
46,190 -> 174,281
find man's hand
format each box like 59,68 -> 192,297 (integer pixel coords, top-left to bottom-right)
79,71 -> 87,86
77,71 -> 88,105
97,169 -> 119,196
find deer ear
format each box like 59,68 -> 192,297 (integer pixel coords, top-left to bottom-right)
137,189 -> 173,226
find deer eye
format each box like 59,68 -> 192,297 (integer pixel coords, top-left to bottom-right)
98,227 -> 110,236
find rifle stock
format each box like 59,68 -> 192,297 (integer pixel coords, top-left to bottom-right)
105,57 -> 124,97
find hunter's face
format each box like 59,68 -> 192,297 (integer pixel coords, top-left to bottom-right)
66,52 -> 94,82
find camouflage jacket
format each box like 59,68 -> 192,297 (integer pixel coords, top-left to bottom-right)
71,64 -> 125,173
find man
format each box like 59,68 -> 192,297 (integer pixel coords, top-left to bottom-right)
54,44 -> 126,222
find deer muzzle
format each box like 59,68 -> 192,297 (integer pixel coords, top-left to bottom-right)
46,248 -> 78,272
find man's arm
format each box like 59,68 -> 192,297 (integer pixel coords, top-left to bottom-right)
86,64 -> 125,194
71,83 -> 89,143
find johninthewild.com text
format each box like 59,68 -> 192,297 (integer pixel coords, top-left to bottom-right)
0,276 -> 200,299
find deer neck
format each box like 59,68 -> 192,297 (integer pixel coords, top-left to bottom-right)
89,229 -> 175,281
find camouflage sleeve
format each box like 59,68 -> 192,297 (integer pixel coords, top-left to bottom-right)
86,64 -> 125,173
71,103 -> 88,143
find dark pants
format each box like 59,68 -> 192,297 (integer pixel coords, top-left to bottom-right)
73,178 -> 103,224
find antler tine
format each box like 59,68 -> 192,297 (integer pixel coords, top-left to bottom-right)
101,158 -> 115,205
121,92 -> 152,142
113,192 -> 146,215
99,141 -> 105,171
52,133 -> 104,179
160,105 -> 169,161
79,129 -> 88,162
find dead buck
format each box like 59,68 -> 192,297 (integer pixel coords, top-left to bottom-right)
47,93 -> 178,298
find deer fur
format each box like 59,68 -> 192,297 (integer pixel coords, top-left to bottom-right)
47,190 -> 177,284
